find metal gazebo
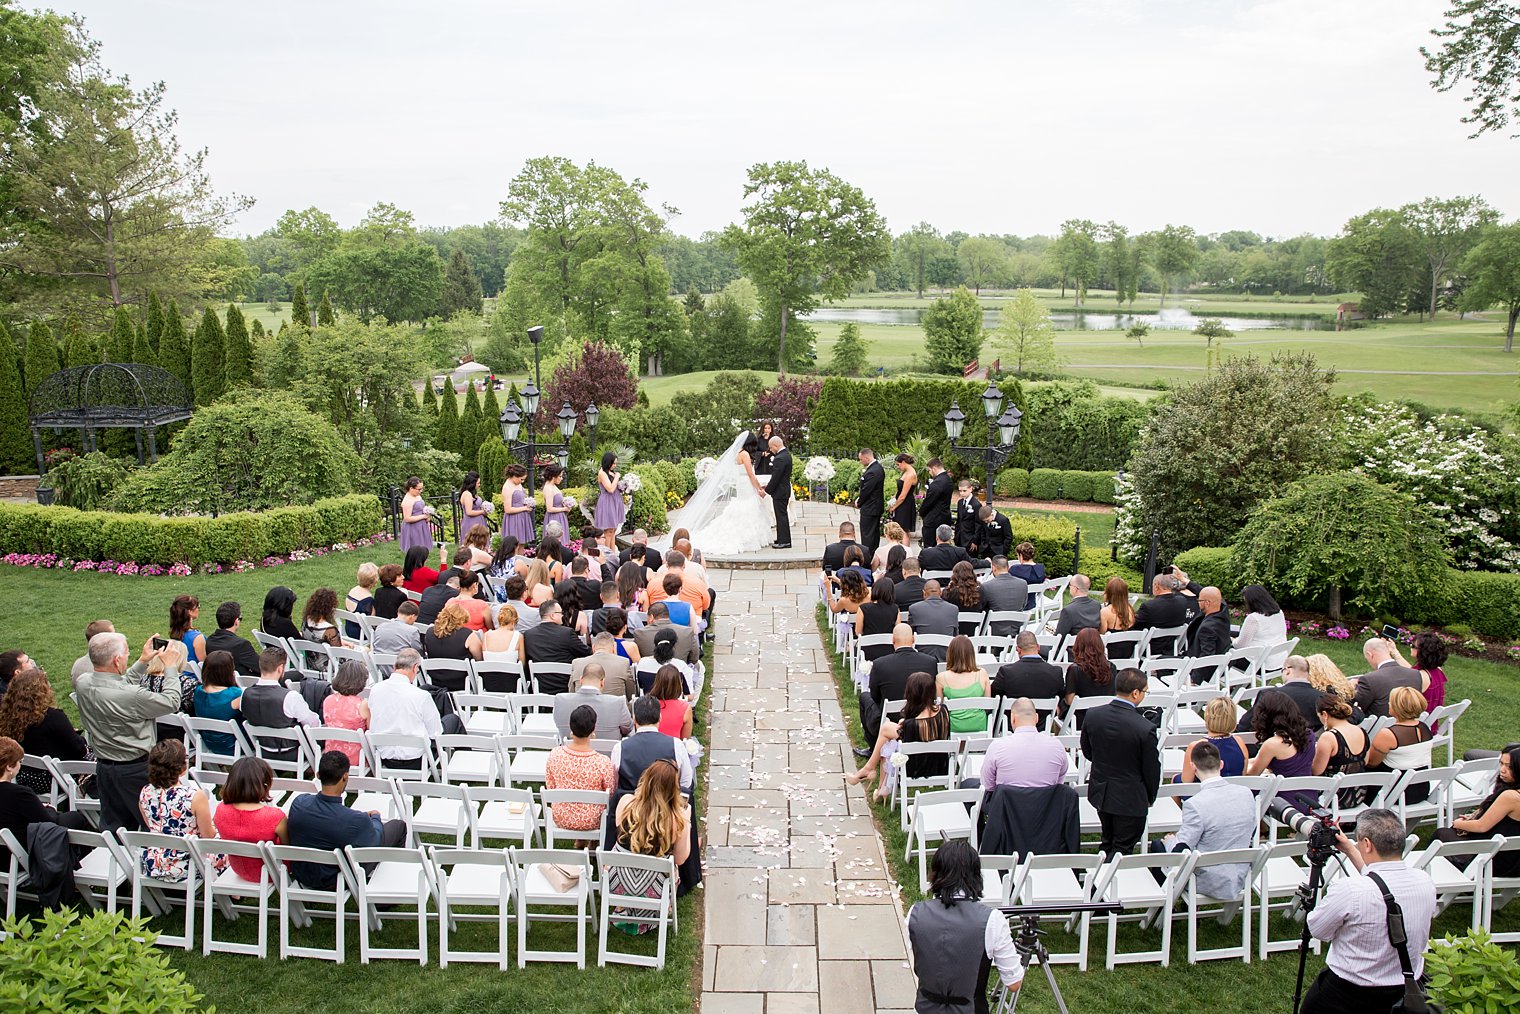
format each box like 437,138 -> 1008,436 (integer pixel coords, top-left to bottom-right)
26,363 -> 193,471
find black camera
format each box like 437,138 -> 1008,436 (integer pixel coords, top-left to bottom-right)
1284,806 -> 1341,863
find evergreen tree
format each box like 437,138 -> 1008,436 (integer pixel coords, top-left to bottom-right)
318,289 -> 336,326
828,321 -> 868,376
683,283 -> 705,315
157,300 -> 193,394
0,325 -> 29,471
63,316 -> 95,369
422,377 -> 439,418
222,303 -> 254,387
23,321 -> 59,395
145,291 -> 165,356
266,320 -> 305,388
291,283 -> 310,328
441,249 -> 484,318
132,320 -> 154,365
107,305 -> 136,362
250,318 -> 265,341
460,382 -> 484,456
480,384 -> 501,452
191,307 -> 226,406
435,382 -> 459,455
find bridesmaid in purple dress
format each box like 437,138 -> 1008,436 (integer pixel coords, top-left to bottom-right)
398,476 -> 434,554
594,451 -> 626,533
458,471 -> 489,543
500,463 -> 536,544
542,464 -> 570,537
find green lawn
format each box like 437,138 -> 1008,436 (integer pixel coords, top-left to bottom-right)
635,370 -> 781,406
815,605 -> 1520,1013
4,547 -> 704,1012
1001,507 -> 1116,552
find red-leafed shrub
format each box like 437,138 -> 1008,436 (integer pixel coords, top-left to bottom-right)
755,375 -> 823,445
540,341 -> 639,431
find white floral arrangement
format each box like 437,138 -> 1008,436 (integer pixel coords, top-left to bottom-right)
622,472 -> 643,493
481,499 -> 495,514
804,456 -> 836,483
561,494 -> 578,511
694,457 -> 718,481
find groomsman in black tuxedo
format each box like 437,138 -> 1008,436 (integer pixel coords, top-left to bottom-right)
857,447 -> 885,557
918,458 -> 953,546
953,479 -> 982,549
762,436 -> 793,548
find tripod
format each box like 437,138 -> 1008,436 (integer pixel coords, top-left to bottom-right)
1291,854 -> 1330,1014
991,914 -> 1070,1014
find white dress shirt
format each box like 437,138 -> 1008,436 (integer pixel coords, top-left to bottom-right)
907,896 -> 1026,987
366,672 -> 443,759
1233,610 -> 1288,650
1307,860 -> 1437,987
610,727 -> 694,792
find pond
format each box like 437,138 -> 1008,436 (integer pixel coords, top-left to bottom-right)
802,306 -> 1333,331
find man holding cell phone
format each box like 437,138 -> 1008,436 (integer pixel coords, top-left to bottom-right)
1352,637 -> 1424,718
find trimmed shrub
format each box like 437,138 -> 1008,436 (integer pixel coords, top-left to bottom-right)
1090,474 -> 1118,505
45,451 -> 134,510
0,504 -> 55,553
1078,547 -> 1143,590
995,468 -> 1029,497
1024,380 -> 1151,470
1027,469 -> 1063,501
651,461 -> 684,501
204,513 -> 270,564
1001,511 -> 1078,578
1172,547 -> 1241,598
830,457 -> 863,498
1448,571 -> 1520,642
625,466 -> 668,533
1059,471 -> 1096,502
675,457 -> 698,498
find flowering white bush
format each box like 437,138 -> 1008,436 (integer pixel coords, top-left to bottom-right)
694,457 -> 718,481
803,456 -> 836,483
1343,402 -> 1520,571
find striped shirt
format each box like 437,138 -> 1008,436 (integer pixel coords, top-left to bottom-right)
1307,860 -> 1437,987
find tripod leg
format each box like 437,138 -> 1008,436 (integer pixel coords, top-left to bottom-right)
1043,958 -> 1070,1014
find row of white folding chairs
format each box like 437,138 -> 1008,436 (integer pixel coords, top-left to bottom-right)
0,827 -> 674,969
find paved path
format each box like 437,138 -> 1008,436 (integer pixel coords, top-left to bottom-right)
699,556 -> 914,1014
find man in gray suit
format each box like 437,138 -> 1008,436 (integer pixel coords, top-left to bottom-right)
1354,638 -> 1424,718
979,556 -> 1030,637
633,602 -> 700,664
553,664 -> 633,742
907,580 -> 959,661
1149,741 -> 1257,899
1052,574 -> 1101,639
572,633 -> 636,700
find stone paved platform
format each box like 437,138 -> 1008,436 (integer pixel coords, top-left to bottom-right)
699,565 -> 913,1013
701,502 -> 857,570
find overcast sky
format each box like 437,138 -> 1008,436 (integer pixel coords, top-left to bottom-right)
59,0 -> 1520,240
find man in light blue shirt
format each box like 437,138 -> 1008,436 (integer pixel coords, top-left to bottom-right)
1152,740 -> 1257,898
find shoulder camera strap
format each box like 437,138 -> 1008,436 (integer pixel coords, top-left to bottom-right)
1366,871 -> 1434,1014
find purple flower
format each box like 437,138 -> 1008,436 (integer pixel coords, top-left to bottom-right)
1327,626 -> 1351,640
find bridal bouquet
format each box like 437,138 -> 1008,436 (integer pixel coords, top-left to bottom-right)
694,457 -> 718,481
803,456 -> 836,483
620,473 -> 643,494
481,499 -> 495,514
561,494 -> 578,511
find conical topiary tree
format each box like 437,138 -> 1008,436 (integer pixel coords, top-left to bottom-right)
23,321 -> 59,396
157,300 -> 192,394
422,377 -> 439,418
145,291 -> 165,357
480,383 -> 501,453
223,304 -> 254,388
191,307 -> 226,406
291,283 -> 310,329
63,316 -> 95,369
107,306 -> 136,363
0,323 -> 29,471
460,382 -> 483,457
318,289 -> 336,326
435,381 -> 459,455
132,315 -> 155,366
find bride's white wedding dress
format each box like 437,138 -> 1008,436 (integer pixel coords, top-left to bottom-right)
664,431 -> 772,555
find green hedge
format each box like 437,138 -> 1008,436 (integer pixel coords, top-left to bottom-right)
1172,546 -> 1520,641
995,468 -> 1029,497
996,467 -> 1117,503
810,377 -> 1032,472
1024,381 -> 1152,470
1027,469 -> 1062,500
625,466 -> 669,533
0,494 -> 385,567
1001,511 -> 1078,578
1078,547 -> 1144,590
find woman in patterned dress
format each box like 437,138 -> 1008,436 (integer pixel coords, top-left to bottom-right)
138,740 -> 225,882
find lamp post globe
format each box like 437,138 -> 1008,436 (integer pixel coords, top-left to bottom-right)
584,401 -> 599,429
980,382 -> 1003,419
499,402 -> 522,442
997,405 -> 1022,447
521,380 -> 540,418
943,401 -> 967,442
556,401 -> 578,441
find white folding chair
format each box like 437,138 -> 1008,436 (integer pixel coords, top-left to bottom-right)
527,662 -> 575,696
595,849 -> 676,969
44,758 -> 101,827
1410,837 -> 1501,929
254,630 -> 299,669
433,846 -> 514,969
1057,695 -> 1113,736
1448,758 -> 1499,820
398,781 -> 476,847
437,734 -> 505,786
420,658 -> 472,694
289,637 -> 335,674
1223,646 -> 1267,691
1255,839 -> 1334,959
1185,653 -> 1229,688
119,829 -> 198,949
185,716 -> 253,770
1258,638 -> 1298,684
1184,845 -> 1269,963
501,735 -> 558,787
1006,852 -> 1109,969
1266,777 -> 1338,841
367,734 -> 440,781
1145,781 -> 1201,838
942,697 -> 1001,740
334,610 -> 370,646
67,827 -> 131,913
978,852 -> 1021,906
1485,835 -> 1520,943
1393,766 -> 1461,828
472,660 -> 526,694
303,727 -> 372,777
542,789 -> 613,849
1094,850 -> 1191,968
512,694 -> 561,739
0,828 -> 41,919
511,847 -> 593,967
455,693 -> 517,736
267,844 -> 352,962
345,845 -> 437,964
345,775 -> 407,823
470,786 -> 541,848
1144,624 -> 1189,660
907,788 -> 982,892
892,741 -> 961,829
191,837 -> 274,957
1425,700 -> 1471,768
243,723 -> 317,778
850,634 -> 894,689
1331,770 -> 1406,827
983,611 -> 1033,638
1102,629 -> 1149,664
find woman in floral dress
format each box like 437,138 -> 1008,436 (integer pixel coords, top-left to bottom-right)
138,740 -> 225,882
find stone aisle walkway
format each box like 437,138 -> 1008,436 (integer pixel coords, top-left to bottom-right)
699,565 -> 913,1014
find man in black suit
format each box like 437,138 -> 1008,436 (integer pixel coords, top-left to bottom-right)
1354,638 -> 1424,718
417,572 -> 460,625
1133,575 -> 1198,655
973,505 -> 1013,560
894,558 -> 927,609
857,448 -> 885,557
207,601 -> 262,677
860,624 -> 938,751
822,522 -> 859,573
918,525 -> 985,574
1080,668 -> 1161,856
953,480 -> 981,549
618,529 -> 662,580
980,557 -> 1031,636
1052,574 -> 1101,640
918,459 -> 953,546
1187,587 -> 1232,661
991,632 -> 1066,728
521,600 -> 592,694
762,436 -> 792,548
568,556 -> 603,611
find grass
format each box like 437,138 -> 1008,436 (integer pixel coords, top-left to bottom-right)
635,370 -> 781,406
4,545 -> 705,1012
813,604 -> 1520,1012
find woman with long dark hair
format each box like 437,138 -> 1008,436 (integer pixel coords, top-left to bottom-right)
938,635 -> 991,734
541,464 -> 569,540
847,670 -> 949,802
401,544 -> 441,594
261,586 -> 301,639
943,560 -> 983,636
595,451 -> 627,533
489,534 -> 521,580
458,470 -> 489,544
615,561 -> 645,613
1233,584 -> 1286,650
500,464 -> 536,545
907,840 -> 1025,1011
1064,627 -> 1116,717
300,588 -> 343,672
754,422 -> 776,476
1247,689 -> 1317,814
1435,744 -> 1520,875
168,595 -> 207,663
883,544 -> 909,586
890,453 -> 918,536
398,475 -> 434,556
1395,630 -> 1449,722
855,578 -> 898,662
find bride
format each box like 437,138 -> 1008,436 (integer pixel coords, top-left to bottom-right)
664,430 -> 771,555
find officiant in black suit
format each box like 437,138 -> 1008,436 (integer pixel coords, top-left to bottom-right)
858,447 -> 885,556
762,436 -> 793,548
918,458 -> 953,546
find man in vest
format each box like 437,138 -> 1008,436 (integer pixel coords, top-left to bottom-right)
609,695 -> 692,795
908,840 -> 1024,1014
239,646 -> 320,762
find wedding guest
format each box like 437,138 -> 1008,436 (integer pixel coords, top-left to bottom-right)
373,564 -> 408,620
0,667 -> 89,772
871,521 -> 915,576
1178,696 -> 1249,781
823,521 -> 859,573
890,452 -> 918,539
1394,631 -> 1448,724
489,535 -> 523,581
1100,576 -> 1134,633
1306,653 -> 1357,704
1435,744 -> 1520,872
191,652 -> 242,755
75,633 -> 181,832
635,629 -> 695,699
918,458 -> 953,547
479,604 -> 524,672
882,544 -> 908,586
371,601 -> 423,655
0,735 -> 92,841
937,635 -> 991,735
463,526 -> 493,569
633,603 -> 698,664
137,739 -> 224,883
907,580 -> 959,660
449,571 -> 492,630
300,588 -> 344,672
1052,574 -> 1100,639
1354,638 -> 1423,718
71,620 -> 114,681
500,464 -> 536,545
574,632 -> 638,700
992,632 -> 1065,728
1063,628 -> 1116,722
344,563 -> 379,639
942,561 -> 985,636
286,751 -> 406,888
855,578 -> 899,663
1188,587 -> 1233,659
457,470 -> 490,543
400,545 -> 441,595
206,601 -> 262,677
398,476 -> 434,556
421,602 -> 483,671
169,594 -> 207,664
522,559 -> 556,607
595,452 -> 627,532
544,705 -> 617,833
1311,695 -> 1369,778
261,586 -> 302,640
894,557 -> 927,609
235,648 -> 321,763
847,671 -> 949,803
823,568 -> 870,630
610,760 -> 695,915
917,525 -> 983,574
554,662 -> 633,741
605,609 -> 643,668
1247,690 -> 1319,816
523,601 -> 592,694
1234,584 -> 1287,650
322,662 -> 371,766
503,576 -> 539,634
651,665 -> 694,739
1080,669 -> 1160,855
212,757 -> 287,882
1007,542 -> 1046,610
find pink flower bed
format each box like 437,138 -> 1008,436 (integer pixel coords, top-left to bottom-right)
2,532 -> 395,577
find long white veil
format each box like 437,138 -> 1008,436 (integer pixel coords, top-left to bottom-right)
657,430 -> 751,550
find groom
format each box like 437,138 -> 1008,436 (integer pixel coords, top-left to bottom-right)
760,435 -> 792,548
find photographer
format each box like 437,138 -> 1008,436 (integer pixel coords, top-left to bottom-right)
1302,808 -> 1436,1014
908,840 -> 1024,1014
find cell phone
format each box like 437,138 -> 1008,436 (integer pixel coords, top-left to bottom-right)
1381,623 -> 1400,640
152,637 -> 169,650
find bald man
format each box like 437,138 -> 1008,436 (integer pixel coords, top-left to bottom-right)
1187,587 -> 1232,660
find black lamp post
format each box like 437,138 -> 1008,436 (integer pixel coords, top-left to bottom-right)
496,325 -> 598,495
944,381 -> 1023,498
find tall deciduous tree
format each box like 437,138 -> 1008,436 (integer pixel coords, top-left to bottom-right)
828,322 -> 868,377
1400,196 -> 1498,319
992,289 -> 1059,375
441,248 -> 484,318
1053,220 -> 1101,305
1423,2 -> 1520,137
1101,223 -> 1141,305
1141,224 -> 1200,306
922,286 -> 985,374
896,222 -> 948,297
956,237 -> 1009,296
1325,209 -> 1425,318
191,306 -> 225,406
1461,221 -> 1520,350
722,161 -> 889,373
157,300 -> 191,393
223,303 -> 253,387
